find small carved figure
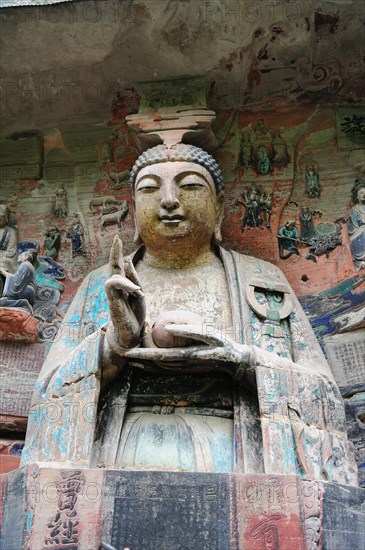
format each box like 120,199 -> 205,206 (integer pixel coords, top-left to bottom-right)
348,178 -> 365,270
0,205 -> 18,280
305,164 -> 320,198
256,144 -> 271,175
299,206 -> 317,242
100,201 -> 129,235
261,193 -> 273,230
272,132 -> 289,167
43,226 -> 61,260
239,132 -> 253,168
254,118 -> 269,135
0,249 -> 37,314
53,183 -> 68,218
277,220 -> 300,259
240,186 -> 264,231
66,213 -> 86,258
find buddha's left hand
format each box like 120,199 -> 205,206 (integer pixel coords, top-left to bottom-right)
124,323 -> 255,380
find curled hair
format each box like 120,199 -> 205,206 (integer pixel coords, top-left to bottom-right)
130,144 -> 224,193
351,178 -> 365,203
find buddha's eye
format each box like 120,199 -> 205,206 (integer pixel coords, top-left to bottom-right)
136,181 -> 159,192
180,181 -> 206,189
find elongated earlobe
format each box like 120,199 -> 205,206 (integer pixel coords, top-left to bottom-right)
214,224 -> 222,243
214,192 -> 224,243
133,225 -> 142,245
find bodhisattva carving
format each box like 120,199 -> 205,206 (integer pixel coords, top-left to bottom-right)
22,144 -> 357,486
348,178 -> 365,271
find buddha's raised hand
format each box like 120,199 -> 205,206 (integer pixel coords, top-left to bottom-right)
105,235 -> 145,352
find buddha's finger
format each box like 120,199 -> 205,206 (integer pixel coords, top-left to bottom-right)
125,257 -> 144,290
109,235 -> 125,277
164,324 -> 225,347
105,274 -> 144,297
125,346 -> 209,361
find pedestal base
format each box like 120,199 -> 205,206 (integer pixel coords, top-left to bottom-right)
1,466 -> 364,549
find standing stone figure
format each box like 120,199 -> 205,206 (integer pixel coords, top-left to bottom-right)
22,144 -> 357,487
256,144 -> 271,175
348,178 -> 365,271
299,205 -> 316,242
305,164 -> 320,198
240,186 -> 264,231
66,213 -> 86,258
0,205 -> 18,295
239,131 -> 253,168
53,183 -> 68,218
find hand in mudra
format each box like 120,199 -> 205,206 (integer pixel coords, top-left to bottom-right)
125,320 -> 255,380
105,235 -> 145,351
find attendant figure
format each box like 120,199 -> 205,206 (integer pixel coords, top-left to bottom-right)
240,186 -> 263,231
44,226 -> 61,260
53,183 -> 68,218
256,145 -> 271,175
348,178 -> 365,270
305,164 -> 320,198
277,220 -> 300,259
299,205 -> 316,242
67,213 -> 86,257
239,132 -> 253,168
261,193 -> 273,230
272,132 -> 289,167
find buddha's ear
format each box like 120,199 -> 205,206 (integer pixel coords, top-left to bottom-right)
214,191 -> 225,243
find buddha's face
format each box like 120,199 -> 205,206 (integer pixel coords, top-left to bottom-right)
134,161 -> 224,259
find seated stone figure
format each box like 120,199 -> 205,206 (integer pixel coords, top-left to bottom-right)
0,249 -> 37,314
22,144 -> 357,485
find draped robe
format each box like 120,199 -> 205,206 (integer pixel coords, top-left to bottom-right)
21,246 -> 358,486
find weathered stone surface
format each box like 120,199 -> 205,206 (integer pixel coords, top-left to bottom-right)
0,134 -> 43,180
345,392 -> 365,488
232,475 -> 305,549
324,331 -> 365,394
0,307 -> 39,342
321,482 -> 365,550
0,341 -> 46,432
1,468 -> 364,549
1,466 -> 104,550
103,470 -> 230,550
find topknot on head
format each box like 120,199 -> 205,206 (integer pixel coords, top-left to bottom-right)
130,144 -> 224,194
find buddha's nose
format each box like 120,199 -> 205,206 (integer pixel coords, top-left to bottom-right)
160,185 -> 180,210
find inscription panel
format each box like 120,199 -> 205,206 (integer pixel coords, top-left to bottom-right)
324,330 -> 365,392
103,471 -> 230,550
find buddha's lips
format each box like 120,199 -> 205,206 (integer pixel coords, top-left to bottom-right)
160,215 -> 185,223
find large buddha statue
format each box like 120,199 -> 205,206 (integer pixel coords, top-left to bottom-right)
22,144 -> 357,485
